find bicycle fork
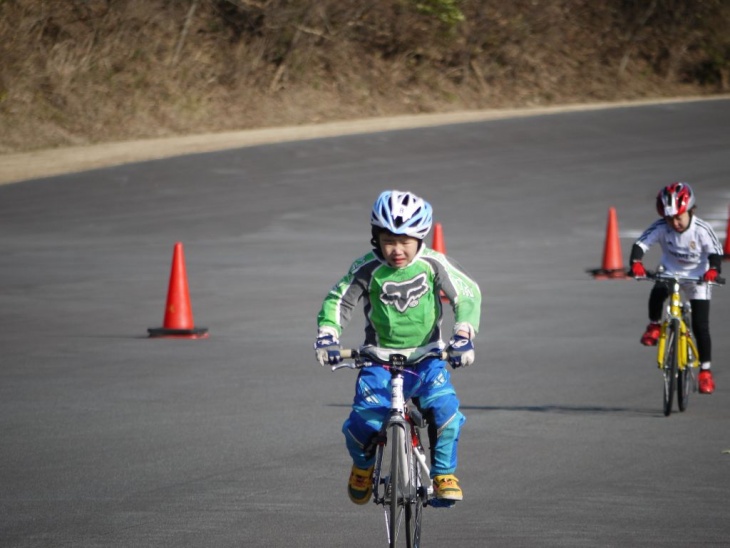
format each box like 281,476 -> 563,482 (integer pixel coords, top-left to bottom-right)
656,320 -> 699,371
372,373 -> 408,505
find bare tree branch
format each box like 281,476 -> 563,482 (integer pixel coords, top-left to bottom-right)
170,0 -> 200,67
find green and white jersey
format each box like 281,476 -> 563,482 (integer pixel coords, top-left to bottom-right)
317,247 -> 481,349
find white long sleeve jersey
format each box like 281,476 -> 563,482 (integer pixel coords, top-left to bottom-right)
635,215 -> 723,277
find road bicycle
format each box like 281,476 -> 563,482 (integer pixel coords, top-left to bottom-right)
639,270 -> 725,416
333,347 -> 449,548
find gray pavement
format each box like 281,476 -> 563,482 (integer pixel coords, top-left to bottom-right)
1,99 -> 730,547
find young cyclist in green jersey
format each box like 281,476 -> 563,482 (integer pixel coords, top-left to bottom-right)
314,190 -> 482,505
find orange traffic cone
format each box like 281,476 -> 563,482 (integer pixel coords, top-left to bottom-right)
724,205 -> 730,260
589,207 -> 628,279
148,242 -> 209,338
432,222 -> 446,254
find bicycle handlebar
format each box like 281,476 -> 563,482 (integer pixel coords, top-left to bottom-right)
634,271 -> 726,286
333,348 -> 448,371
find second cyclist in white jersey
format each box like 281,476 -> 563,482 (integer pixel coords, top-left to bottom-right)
629,182 -> 723,394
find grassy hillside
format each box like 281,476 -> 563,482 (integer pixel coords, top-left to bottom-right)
1,0 -> 728,153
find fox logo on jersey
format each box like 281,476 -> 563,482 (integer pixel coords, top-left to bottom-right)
380,273 -> 430,313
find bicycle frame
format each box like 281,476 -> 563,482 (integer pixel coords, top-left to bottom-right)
655,276 -> 699,373
371,366 -> 432,506
335,348 -> 448,548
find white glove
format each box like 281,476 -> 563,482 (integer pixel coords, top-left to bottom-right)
447,335 -> 475,368
314,333 -> 341,366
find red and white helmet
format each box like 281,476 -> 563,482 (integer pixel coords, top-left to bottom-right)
656,182 -> 695,217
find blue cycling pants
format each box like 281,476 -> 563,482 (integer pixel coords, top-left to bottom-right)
342,358 -> 465,476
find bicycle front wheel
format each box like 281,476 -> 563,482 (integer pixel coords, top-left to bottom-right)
662,320 -> 679,416
385,423 -> 420,548
406,427 -> 424,548
677,363 -> 690,412
677,329 -> 695,412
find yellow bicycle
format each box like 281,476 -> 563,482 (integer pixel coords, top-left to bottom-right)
642,271 -> 725,416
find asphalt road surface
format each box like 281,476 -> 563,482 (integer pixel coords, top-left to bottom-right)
2,99 -> 730,548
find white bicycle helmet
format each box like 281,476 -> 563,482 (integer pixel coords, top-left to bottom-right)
370,190 -> 433,240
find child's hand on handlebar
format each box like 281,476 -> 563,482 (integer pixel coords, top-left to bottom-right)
314,333 -> 342,366
703,268 -> 719,283
447,335 -> 475,368
630,261 -> 647,278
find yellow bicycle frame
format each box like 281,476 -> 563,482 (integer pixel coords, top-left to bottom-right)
656,285 -> 699,371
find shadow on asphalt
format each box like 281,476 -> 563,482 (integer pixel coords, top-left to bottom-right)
326,403 -> 661,416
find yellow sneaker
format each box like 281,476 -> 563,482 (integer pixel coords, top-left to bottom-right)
433,474 -> 463,501
348,465 -> 374,505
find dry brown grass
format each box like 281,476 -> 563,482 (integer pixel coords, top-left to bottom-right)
1,0 -> 728,154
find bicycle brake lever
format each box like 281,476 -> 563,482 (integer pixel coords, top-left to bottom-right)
331,360 -> 374,371
331,363 -> 357,372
